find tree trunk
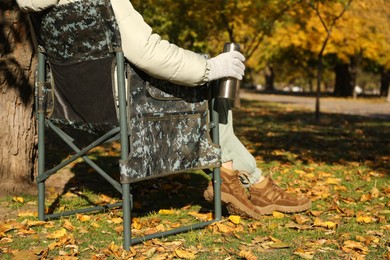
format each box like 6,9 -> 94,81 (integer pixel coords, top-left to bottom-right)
264,64 -> 275,91
0,2 -> 37,195
333,62 -> 355,97
380,69 -> 390,97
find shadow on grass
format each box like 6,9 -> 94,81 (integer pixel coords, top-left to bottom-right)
44,127 -> 219,217
44,98 -> 389,216
235,99 -> 390,175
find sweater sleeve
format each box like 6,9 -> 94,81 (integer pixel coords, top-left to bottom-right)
16,0 -> 58,12
110,0 -> 209,86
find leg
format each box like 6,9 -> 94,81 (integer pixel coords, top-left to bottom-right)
205,98 -> 311,216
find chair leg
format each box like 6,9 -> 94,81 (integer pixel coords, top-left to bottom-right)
213,167 -> 222,221
37,51 -> 46,221
122,183 -> 131,250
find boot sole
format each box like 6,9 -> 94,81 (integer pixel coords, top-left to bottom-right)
204,189 -> 263,219
255,201 -> 312,215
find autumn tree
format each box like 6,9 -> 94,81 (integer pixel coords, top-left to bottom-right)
0,1 -> 37,195
266,0 -> 390,96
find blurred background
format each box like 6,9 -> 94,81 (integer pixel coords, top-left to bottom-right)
132,0 -> 390,98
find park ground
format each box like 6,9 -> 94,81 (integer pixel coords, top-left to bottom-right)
0,92 -> 389,259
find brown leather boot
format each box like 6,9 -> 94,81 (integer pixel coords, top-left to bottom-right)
204,167 -> 262,219
249,176 -> 311,214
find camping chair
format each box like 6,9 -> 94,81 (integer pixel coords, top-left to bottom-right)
29,0 -> 222,250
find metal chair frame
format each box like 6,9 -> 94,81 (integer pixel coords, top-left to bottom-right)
35,37 -> 222,250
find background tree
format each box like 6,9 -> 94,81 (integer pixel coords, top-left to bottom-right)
0,0 -> 37,195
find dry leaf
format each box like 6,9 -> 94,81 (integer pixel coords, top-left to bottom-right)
325,178 -> 341,185
188,211 -> 212,221
356,215 -> 373,224
110,217 -> 123,224
270,241 -> 290,248
76,214 -> 91,222
17,211 -> 36,217
158,209 -> 175,215
342,240 -> 369,254
12,197 -> 24,203
63,220 -> 75,231
175,249 -> 196,259
239,250 -> 258,260
293,248 -> 315,259
313,218 -> 337,229
272,211 -> 285,218
370,187 -> 380,198
47,228 -> 67,239
228,215 -> 241,224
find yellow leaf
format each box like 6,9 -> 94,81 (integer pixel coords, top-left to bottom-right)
239,250 -> 258,260
76,214 -> 91,222
47,228 -> 67,239
313,218 -> 337,229
294,169 -> 306,175
63,220 -> 75,231
370,187 -> 380,198
270,241 -> 290,248
304,173 -> 316,179
132,219 -> 142,230
111,217 -> 123,224
0,237 -> 13,244
293,248 -> 315,259
356,215 -> 373,224
188,211 -> 212,221
360,194 -> 371,202
175,249 -> 196,259
12,197 -> 24,203
342,240 -> 369,254
326,178 -> 341,185
272,211 -> 285,218
158,209 -> 175,215
17,211 -> 36,217
215,222 -> 234,233
25,220 -> 46,227
91,222 -> 100,228
228,215 -> 241,224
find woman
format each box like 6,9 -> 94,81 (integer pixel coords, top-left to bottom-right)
17,0 -> 311,218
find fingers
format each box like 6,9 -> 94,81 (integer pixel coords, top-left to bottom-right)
207,50 -> 246,81
230,50 -> 246,62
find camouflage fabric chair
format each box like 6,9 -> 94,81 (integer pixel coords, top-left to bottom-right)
31,0 -> 222,250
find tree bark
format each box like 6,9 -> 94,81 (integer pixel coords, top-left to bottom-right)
333,62 -> 355,97
264,64 -> 275,91
380,69 -> 390,98
0,2 -> 37,195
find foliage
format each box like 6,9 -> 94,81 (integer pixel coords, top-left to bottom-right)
0,99 -> 389,259
131,0 -> 389,93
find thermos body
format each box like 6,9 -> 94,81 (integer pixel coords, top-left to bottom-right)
217,42 -> 241,99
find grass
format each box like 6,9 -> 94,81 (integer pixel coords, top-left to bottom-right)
0,97 -> 389,259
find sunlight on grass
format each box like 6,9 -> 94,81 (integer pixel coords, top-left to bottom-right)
0,99 -> 389,259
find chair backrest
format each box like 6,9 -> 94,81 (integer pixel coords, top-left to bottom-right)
36,0 -> 120,124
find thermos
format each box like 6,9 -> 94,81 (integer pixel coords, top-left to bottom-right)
217,42 -> 241,99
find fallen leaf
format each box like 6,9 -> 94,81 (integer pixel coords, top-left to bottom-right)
158,209 -> 175,215
272,211 -> 285,218
342,240 -> 369,255
63,220 -> 75,231
228,215 -> 241,224
269,241 -> 290,249
239,250 -> 258,260
370,187 -> 380,198
12,197 -> 24,203
356,215 -> 373,224
110,217 -> 123,224
175,249 -> 196,259
76,214 -> 91,222
47,228 -> 67,239
313,218 -> 337,229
